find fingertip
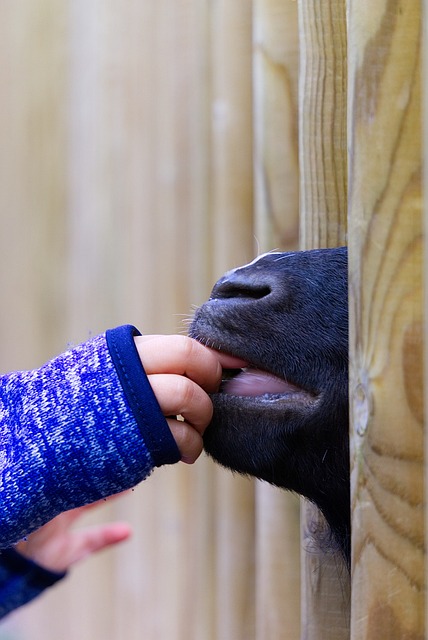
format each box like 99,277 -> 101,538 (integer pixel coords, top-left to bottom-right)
167,419 -> 204,462
97,522 -> 133,548
208,349 -> 249,370
110,522 -> 133,542
180,456 -> 198,465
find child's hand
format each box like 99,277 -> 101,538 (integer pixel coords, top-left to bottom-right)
134,335 -> 246,464
15,500 -> 131,574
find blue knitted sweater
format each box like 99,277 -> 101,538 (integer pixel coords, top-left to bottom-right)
0,324 -> 180,618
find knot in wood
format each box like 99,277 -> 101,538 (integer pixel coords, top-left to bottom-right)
353,381 -> 370,437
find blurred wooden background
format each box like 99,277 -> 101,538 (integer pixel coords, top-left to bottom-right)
0,1 -> 424,639
0,2 -> 300,639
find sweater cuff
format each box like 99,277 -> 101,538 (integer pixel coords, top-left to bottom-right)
0,548 -> 65,618
106,325 -> 181,467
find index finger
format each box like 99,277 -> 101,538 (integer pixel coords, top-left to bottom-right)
134,335 -> 223,393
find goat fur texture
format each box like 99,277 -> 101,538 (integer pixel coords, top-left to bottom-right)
190,247 -> 350,566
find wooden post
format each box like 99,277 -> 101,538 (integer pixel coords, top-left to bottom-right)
0,0 -> 69,369
298,1 -> 347,250
252,1 -> 301,639
347,1 -> 424,638
0,1 -> 251,639
297,1 -> 350,639
210,3 -> 256,639
425,0 -> 428,635
253,0 -> 299,253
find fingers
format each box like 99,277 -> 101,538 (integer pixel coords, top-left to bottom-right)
206,348 -> 249,370
166,419 -> 203,464
16,518 -> 132,573
149,373 -> 213,464
67,522 -> 132,568
135,335 -> 248,464
135,335 -> 223,393
148,374 -> 213,432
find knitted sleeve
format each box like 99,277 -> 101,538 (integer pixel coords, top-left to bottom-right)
0,549 -> 65,619
0,324 -> 180,548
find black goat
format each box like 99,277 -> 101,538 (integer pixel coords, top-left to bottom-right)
190,247 -> 350,566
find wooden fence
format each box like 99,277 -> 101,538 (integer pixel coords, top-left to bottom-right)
0,1 -> 424,639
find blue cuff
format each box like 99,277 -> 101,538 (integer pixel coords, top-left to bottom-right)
105,325 -> 181,467
0,548 -> 65,618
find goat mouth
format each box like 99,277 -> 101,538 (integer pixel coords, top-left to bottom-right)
217,363 -> 318,407
194,337 -> 318,405
221,367 -> 303,397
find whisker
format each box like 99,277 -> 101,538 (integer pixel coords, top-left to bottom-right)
274,252 -> 296,262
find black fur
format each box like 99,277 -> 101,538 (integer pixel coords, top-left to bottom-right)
190,247 -> 349,566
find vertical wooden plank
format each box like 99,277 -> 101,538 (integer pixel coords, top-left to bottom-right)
100,3 -> 218,639
0,1 -> 257,638
425,1 -> 428,636
252,2 -> 301,639
0,1 -> 220,639
106,3 -> 217,639
347,2 -> 424,638
297,1 -> 350,639
253,0 -> 299,252
255,488 -> 301,640
0,0 -> 68,369
211,0 -> 254,270
298,1 -> 347,251
210,3 -> 256,639
0,2 -> 118,639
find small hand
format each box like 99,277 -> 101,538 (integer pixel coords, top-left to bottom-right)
134,335 -> 246,464
15,501 -> 131,574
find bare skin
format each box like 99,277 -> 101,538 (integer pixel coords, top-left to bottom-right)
135,335 -> 246,463
17,336 -> 244,573
16,501 -> 132,574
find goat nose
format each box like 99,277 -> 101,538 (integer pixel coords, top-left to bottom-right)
210,269 -> 272,301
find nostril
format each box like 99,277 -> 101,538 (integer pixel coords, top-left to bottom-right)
233,284 -> 271,300
210,275 -> 272,301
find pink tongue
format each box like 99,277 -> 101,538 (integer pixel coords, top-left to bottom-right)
223,367 -> 301,397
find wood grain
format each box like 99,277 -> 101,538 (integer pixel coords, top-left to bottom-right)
252,2 -> 301,639
347,1 -> 424,638
0,1 -> 254,639
298,1 -> 350,639
298,0 -> 347,251
253,0 -> 299,252
210,4 -> 256,638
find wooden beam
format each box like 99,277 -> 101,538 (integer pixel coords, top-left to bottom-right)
297,1 -> 350,638
348,1 -> 424,638
298,0 -> 347,251
210,3 -> 256,639
252,1 -> 301,639
253,0 -> 300,253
